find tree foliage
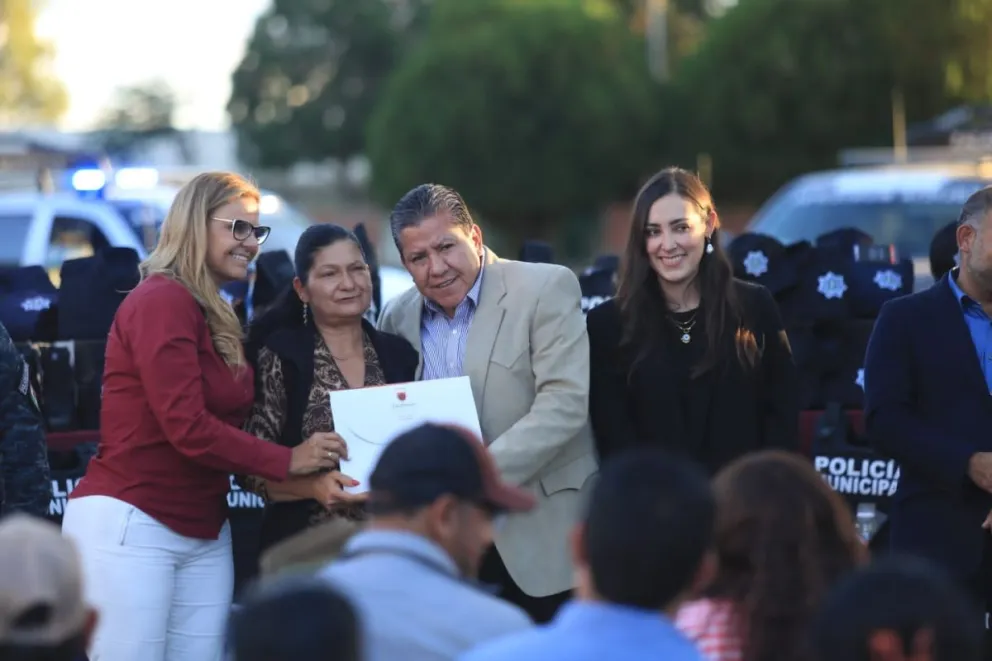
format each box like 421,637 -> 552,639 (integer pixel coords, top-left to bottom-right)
612,0 -> 737,22
868,0 -> 992,103
96,81 -> 190,161
0,0 -> 67,126
366,0 -> 665,239
228,0 -> 432,168
670,0 -> 992,202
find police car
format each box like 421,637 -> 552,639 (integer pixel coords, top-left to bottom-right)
0,189 -> 147,284
745,163 -> 992,291
99,171 -> 417,307
102,177 -> 314,260
0,166 -> 416,309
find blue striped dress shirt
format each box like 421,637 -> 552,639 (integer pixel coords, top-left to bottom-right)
420,261 -> 485,380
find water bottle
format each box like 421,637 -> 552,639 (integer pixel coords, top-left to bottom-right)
855,503 -> 878,543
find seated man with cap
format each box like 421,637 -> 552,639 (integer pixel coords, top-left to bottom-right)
0,514 -> 98,661
458,448 -> 714,661
319,422 -> 535,661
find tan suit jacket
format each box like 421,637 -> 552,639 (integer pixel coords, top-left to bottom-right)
378,251 -> 598,597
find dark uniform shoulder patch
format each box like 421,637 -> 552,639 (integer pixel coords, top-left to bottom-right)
18,360 -> 40,412
18,360 -> 29,396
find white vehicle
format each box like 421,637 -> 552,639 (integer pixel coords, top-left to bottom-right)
85,167 -> 417,307
0,167 -> 417,308
95,174 -> 312,260
0,191 -> 147,285
744,163 -> 992,291
378,265 -> 415,304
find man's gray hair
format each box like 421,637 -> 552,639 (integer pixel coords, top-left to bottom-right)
958,185 -> 992,228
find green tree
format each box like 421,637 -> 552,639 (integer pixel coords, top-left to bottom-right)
367,0 -> 665,244
868,0 -> 992,103
228,0 -> 432,168
96,81 -> 190,161
670,0 -> 992,203
0,0 -> 67,126
612,0 -> 736,21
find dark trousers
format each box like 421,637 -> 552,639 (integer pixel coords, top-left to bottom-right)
478,545 -> 570,624
963,538 -> 992,661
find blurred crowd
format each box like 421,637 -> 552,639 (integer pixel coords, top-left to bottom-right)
1,439 -> 984,661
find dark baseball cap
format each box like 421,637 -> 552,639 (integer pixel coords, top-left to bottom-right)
369,423 -> 535,514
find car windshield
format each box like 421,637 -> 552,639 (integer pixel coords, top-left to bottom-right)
107,194 -> 315,258
0,214 -> 32,267
269,202 -> 312,231
107,200 -> 166,249
259,200 -> 314,260
748,180 -> 986,257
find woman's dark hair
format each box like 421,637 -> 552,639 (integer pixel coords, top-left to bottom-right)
226,577 -> 361,661
616,167 -> 757,377
247,223 -> 364,358
704,450 -> 866,661
810,555 -> 982,661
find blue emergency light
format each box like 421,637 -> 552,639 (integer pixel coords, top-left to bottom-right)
70,168 -> 107,193
69,166 -> 160,196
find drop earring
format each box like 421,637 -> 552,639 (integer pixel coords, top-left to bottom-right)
705,237 -> 714,254
302,302 -> 309,325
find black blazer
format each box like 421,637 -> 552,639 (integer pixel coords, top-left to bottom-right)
865,273 -> 992,578
250,318 -> 419,551
259,318 -> 419,451
587,280 -> 799,474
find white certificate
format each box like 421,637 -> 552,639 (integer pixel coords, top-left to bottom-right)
329,376 -> 482,494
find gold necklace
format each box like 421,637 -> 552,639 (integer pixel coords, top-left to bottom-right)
670,313 -> 698,344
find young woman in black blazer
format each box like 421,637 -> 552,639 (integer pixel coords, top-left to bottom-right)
241,223 -> 419,554
587,167 -> 799,474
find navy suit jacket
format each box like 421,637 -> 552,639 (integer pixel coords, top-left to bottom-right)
865,273 -> 992,577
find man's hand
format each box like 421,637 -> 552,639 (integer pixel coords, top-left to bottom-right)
982,509 -> 992,532
968,453 -> 992,493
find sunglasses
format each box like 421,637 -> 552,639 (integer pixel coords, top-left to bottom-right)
212,217 -> 271,245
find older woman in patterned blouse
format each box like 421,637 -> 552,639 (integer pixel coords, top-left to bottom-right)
241,224 -> 419,555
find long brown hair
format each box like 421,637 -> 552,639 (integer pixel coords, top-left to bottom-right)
705,451 -> 867,661
616,167 -> 757,377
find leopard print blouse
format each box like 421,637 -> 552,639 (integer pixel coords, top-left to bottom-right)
242,330 -> 386,526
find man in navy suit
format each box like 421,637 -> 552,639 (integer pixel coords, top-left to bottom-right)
865,185 -> 992,627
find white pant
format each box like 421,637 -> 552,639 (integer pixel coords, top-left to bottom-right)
62,496 -> 234,661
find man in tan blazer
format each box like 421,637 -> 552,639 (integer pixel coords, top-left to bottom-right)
377,183 -> 598,623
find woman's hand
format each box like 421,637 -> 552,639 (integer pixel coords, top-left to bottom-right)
311,471 -> 367,509
288,432 -> 349,476
307,432 -> 348,464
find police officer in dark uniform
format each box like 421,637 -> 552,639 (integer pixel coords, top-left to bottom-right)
0,321 -> 50,517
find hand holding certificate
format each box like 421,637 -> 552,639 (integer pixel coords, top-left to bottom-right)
329,376 -> 483,493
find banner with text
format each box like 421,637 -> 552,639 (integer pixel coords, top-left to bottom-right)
47,475 -> 264,520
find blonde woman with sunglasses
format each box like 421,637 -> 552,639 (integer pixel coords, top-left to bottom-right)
62,172 -> 343,661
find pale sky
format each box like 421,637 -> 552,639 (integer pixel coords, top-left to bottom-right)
35,0 -> 271,131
